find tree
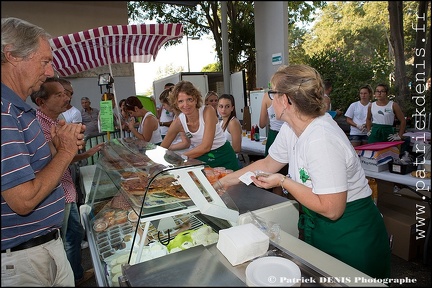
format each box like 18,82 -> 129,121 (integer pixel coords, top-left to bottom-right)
388,1 -> 409,108
128,1 -> 324,91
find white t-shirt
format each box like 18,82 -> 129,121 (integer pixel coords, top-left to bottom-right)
178,106 -> 226,150
268,105 -> 284,131
61,106 -> 82,123
138,112 -> 163,144
268,113 -> 370,203
159,108 -> 174,136
344,101 -> 370,135
371,101 -> 394,125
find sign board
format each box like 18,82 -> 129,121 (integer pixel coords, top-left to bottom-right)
99,100 -> 114,132
272,53 -> 282,65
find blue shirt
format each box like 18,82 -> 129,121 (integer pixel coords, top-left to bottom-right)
1,83 -> 65,250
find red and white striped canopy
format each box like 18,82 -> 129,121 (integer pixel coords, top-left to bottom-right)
49,23 -> 183,77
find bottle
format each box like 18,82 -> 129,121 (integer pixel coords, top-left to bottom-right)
251,125 -> 255,140
254,125 -> 260,141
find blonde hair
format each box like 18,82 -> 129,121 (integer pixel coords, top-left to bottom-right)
270,64 -> 326,117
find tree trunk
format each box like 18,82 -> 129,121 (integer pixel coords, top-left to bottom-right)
388,1 -> 410,111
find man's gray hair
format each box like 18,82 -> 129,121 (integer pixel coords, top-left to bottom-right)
1,17 -> 51,64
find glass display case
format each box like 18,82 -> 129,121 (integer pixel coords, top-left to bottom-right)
81,138 -> 239,286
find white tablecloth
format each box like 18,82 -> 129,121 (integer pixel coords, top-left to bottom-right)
241,136 -> 266,156
364,169 -> 430,187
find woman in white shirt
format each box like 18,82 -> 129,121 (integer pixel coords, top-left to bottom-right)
217,64 -> 391,280
161,81 -> 239,171
124,96 -> 162,145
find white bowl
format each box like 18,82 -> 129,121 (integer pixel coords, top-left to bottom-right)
245,256 -> 301,287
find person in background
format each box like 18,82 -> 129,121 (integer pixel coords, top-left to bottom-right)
124,96 -> 163,145
119,98 -> 138,134
259,90 -> 287,196
323,79 -> 342,118
58,78 -> 82,124
157,82 -> 175,129
366,83 -> 406,143
216,64 -> 391,280
344,85 -> 372,147
159,87 -> 191,153
205,90 -> 219,118
81,96 -> 100,137
1,17 -> 85,286
161,81 -> 239,171
217,94 -> 243,167
323,79 -> 333,112
158,83 -> 175,138
30,78 -> 102,286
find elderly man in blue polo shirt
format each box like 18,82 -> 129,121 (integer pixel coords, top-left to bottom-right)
1,17 -> 85,286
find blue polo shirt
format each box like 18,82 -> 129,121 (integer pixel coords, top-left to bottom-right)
1,83 -> 65,250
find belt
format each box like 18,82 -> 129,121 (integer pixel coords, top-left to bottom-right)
1,229 -> 60,253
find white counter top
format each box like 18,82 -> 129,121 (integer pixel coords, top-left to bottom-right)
364,169 -> 430,187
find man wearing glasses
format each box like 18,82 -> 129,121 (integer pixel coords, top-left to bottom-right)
59,78 -> 82,124
366,83 -> 406,143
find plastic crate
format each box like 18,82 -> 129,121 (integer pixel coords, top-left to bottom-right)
388,160 -> 416,175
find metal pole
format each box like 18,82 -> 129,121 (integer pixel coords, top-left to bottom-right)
186,35 -> 190,72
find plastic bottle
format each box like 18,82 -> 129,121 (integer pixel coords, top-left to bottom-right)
254,125 -> 260,141
250,125 -> 255,140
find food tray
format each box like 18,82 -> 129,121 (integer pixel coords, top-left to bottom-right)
95,222 -> 136,260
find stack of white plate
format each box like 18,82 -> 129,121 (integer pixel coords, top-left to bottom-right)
245,256 -> 301,287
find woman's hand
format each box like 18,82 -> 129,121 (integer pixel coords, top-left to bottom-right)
252,173 -> 283,190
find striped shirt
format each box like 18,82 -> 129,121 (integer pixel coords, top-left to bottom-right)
36,110 -> 77,203
1,83 -> 65,251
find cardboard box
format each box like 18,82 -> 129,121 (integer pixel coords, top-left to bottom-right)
360,157 -> 389,172
378,191 -> 430,261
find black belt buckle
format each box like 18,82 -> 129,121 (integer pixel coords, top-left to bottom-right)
1,229 -> 59,253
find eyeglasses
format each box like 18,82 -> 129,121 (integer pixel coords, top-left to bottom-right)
268,90 -> 292,105
64,88 -> 73,96
375,90 -> 387,94
268,90 -> 285,100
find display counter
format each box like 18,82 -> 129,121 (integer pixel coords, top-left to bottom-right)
80,160 -> 386,287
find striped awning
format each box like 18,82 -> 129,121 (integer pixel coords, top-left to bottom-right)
49,23 -> 183,77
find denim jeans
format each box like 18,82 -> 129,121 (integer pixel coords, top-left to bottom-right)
62,202 -> 85,281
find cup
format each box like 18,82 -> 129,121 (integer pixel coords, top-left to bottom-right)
204,169 -> 220,184
242,129 -> 247,137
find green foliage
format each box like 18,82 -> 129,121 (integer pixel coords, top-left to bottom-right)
305,49 -> 392,112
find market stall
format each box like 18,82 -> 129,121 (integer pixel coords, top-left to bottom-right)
79,138 -> 385,287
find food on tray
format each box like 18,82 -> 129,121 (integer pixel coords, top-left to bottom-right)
110,194 -> 131,210
411,170 -> 431,178
162,186 -> 190,199
128,210 -> 139,222
120,170 -> 149,180
93,219 -> 108,232
114,210 -> 128,224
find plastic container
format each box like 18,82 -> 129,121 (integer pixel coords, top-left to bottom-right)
388,160 -> 416,175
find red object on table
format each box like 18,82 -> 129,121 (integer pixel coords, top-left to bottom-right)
355,141 -> 404,151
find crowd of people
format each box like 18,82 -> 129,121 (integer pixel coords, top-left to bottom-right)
3,16 -> 412,286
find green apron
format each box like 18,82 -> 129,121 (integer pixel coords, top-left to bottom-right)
196,141 -> 240,171
368,124 -> 394,143
298,197 -> 391,279
265,129 -> 279,156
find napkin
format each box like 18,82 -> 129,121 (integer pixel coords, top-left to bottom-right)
216,223 -> 269,266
